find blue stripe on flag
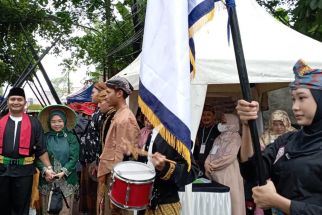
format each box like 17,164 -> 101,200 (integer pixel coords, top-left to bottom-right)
139,81 -> 191,149
189,38 -> 196,74
189,38 -> 195,59
189,0 -> 215,28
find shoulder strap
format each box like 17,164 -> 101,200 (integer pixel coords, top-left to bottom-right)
82,119 -> 91,136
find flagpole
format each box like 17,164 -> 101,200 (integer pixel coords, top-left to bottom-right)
226,1 -> 271,214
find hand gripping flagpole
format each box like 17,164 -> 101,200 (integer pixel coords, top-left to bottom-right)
225,1 -> 271,214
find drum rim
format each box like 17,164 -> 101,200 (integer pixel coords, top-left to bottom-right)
113,172 -> 155,184
110,196 -> 149,211
113,161 -> 156,182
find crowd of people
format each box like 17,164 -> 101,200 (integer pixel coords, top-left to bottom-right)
0,59 -> 321,215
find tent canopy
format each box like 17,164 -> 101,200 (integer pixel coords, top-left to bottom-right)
114,0 -> 322,140
118,0 -> 322,91
66,84 -> 94,104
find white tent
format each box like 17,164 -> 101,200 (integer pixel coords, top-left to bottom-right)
115,1 -> 322,214
116,0 -> 322,141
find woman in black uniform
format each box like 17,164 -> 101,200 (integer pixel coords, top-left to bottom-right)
236,60 -> 322,215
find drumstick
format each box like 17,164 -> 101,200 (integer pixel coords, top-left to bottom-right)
138,149 -> 177,165
126,142 -> 176,165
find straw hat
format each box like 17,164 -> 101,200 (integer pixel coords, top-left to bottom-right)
38,104 -> 77,132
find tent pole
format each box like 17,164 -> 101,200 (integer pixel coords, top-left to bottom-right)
0,40 -> 57,112
27,81 -> 44,107
23,51 -> 52,105
0,61 -> 33,112
226,2 -> 271,214
33,72 -> 51,105
30,79 -> 47,106
19,23 -> 62,104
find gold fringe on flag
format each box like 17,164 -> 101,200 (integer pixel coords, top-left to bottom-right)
138,96 -> 192,171
189,8 -> 215,38
190,49 -> 196,79
189,8 -> 215,80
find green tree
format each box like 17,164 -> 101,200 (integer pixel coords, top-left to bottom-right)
0,0 -> 73,86
2,0 -> 320,90
0,0 -> 146,86
256,0 -> 322,42
59,0 -> 146,79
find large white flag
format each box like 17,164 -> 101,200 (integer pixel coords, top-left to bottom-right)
139,0 -> 216,170
139,0 -> 192,169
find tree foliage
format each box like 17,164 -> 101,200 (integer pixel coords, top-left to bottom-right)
256,0 -> 322,42
1,0 -> 321,90
0,0 -> 73,86
61,0 -> 146,79
0,0 -> 146,87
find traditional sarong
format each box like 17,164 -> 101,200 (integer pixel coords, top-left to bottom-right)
79,163 -> 97,214
144,202 -> 181,215
30,169 -> 40,210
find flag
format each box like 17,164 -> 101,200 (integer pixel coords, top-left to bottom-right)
189,0 -> 217,77
139,0 -> 216,170
139,0 -> 191,169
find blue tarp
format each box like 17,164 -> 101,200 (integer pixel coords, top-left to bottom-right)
66,84 -> 94,104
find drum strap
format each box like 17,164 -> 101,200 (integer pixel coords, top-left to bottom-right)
147,128 -> 158,168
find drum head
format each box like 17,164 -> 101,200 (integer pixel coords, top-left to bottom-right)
113,161 -> 155,181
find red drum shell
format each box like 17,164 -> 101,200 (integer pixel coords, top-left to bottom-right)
110,161 -> 155,210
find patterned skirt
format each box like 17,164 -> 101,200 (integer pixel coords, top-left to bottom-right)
144,202 -> 181,215
79,163 -> 98,214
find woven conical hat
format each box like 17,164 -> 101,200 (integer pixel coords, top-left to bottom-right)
38,105 -> 77,132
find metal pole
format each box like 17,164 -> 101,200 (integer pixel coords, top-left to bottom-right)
19,23 -> 62,104
33,72 -> 51,105
226,2 -> 271,214
23,51 -> 51,105
27,81 -> 44,107
0,40 -> 56,112
30,79 -> 47,106
227,1 -> 266,185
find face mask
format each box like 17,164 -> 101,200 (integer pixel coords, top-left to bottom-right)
218,123 -> 228,132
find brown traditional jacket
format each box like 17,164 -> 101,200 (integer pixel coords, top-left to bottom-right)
97,106 -> 140,177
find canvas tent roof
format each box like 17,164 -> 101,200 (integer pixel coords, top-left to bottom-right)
66,84 -> 94,104
117,0 -> 322,89
115,0 -> 322,140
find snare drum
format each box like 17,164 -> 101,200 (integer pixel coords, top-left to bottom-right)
109,161 -> 156,210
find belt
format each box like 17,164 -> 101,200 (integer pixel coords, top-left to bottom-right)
0,155 -> 35,165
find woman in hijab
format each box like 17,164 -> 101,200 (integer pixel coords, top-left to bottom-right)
260,110 -> 296,150
236,60 -> 322,214
37,105 -> 79,215
204,114 -> 245,215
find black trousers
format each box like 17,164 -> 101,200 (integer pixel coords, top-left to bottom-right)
0,175 -> 33,215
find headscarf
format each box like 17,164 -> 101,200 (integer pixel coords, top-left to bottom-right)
46,110 -> 70,166
217,114 -> 240,133
208,114 -> 241,157
260,110 -> 296,147
299,89 -> 322,134
48,110 -> 67,130
269,110 -> 294,133
285,61 -> 322,158
289,60 -> 322,132
289,59 -> 322,90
